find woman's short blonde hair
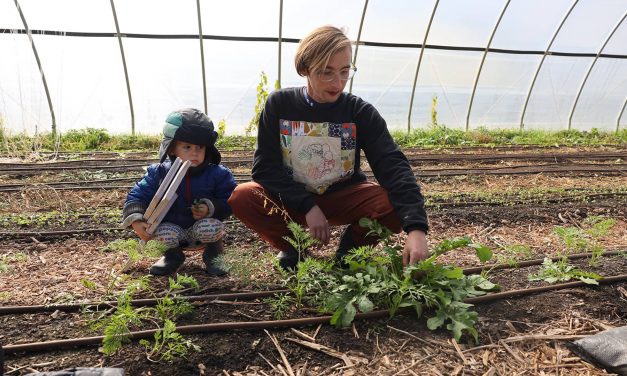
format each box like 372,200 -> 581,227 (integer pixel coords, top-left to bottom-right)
294,26 -> 352,77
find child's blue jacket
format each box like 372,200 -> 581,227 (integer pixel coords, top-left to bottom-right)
122,159 -> 237,229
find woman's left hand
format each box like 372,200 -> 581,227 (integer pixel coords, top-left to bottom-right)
402,230 -> 428,266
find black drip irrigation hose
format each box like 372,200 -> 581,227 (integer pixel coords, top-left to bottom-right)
0,290 -> 288,315
0,250 -> 623,315
462,250 -> 625,275
2,274 -> 625,355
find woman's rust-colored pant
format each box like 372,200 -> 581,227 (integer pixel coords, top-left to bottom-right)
228,181 -> 402,251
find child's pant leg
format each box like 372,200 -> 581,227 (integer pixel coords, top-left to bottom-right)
152,222 -> 190,249
187,218 -> 224,244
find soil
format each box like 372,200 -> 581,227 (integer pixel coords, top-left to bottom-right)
0,145 -> 625,376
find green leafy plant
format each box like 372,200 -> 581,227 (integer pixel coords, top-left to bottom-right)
217,119 -> 227,138
552,216 -> 617,266
245,71 -> 279,136
265,293 -> 296,320
140,319 -> 200,362
0,291 -> 11,302
0,256 -> 9,273
494,244 -> 533,267
528,257 -> 602,285
95,238 -> 167,297
86,274 -> 200,361
278,218 -> 497,342
283,221 -> 319,262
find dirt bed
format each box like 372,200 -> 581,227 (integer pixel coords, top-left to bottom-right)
1,145 -> 626,375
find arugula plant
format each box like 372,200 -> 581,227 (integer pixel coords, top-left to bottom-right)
280,219 -> 498,342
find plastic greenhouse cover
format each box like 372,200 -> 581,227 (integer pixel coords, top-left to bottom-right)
0,0 -> 625,135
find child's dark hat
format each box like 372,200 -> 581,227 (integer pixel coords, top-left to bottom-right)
158,108 -> 221,165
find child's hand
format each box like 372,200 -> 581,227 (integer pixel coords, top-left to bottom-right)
131,220 -> 153,242
191,202 -> 209,220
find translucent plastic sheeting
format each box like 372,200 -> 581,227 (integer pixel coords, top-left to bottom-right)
16,0 -> 114,33
604,21 -> 627,55
550,0 -> 627,53
426,0 -> 507,47
1,0 -> 626,135
122,38 -> 204,134
199,0 -> 279,38
359,0 -> 435,44
469,54 -> 538,129
0,34 -> 49,134
523,56 -> 591,130
115,0 -> 198,35
351,46 -> 421,130
490,0 -> 575,51
0,1 -> 23,29
282,0 -> 363,40
30,35 -> 129,134
408,50 -> 483,130
203,41 -> 279,133
571,58 -> 627,131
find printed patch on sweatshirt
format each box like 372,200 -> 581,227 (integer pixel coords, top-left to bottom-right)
280,119 -> 356,194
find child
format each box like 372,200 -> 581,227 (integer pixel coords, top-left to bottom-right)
122,108 -> 237,276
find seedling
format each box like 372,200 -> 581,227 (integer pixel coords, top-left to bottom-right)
552,216 -> 617,266
528,257 -> 602,285
264,293 -> 295,320
86,274 -> 200,361
0,256 -> 9,273
0,291 -> 11,302
494,244 -> 533,267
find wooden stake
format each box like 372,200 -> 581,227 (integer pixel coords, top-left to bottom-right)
143,157 -> 183,219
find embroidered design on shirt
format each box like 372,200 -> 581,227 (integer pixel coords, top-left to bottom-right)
280,119 -> 356,194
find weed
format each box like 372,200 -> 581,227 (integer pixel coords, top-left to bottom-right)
0,256 -> 9,273
140,319 -> 200,362
495,244 -> 533,267
528,257 -> 602,285
224,249 -> 276,286
246,71 -> 279,136
95,238 -> 167,297
12,252 -> 29,263
0,127 -> 623,153
552,216 -> 617,266
0,291 -> 11,302
86,274 -> 200,361
265,293 -> 295,320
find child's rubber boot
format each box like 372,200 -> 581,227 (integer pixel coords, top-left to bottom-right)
149,248 -> 186,276
203,239 -> 228,277
335,226 -> 356,268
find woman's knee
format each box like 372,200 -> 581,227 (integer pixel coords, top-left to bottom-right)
228,182 -> 270,219
229,182 -> 261,212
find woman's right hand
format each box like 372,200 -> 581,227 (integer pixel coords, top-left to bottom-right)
305,205 -> 330,245
131,220 -> 153,243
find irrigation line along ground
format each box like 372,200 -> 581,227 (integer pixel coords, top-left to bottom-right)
2,274 -> 626,355
2,161 -> 625,175
2,151 -> 624,169
1,192 -> 624,240
1,250 -> 623,315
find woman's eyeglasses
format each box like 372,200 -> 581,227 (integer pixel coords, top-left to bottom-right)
317,65 -> 357,82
